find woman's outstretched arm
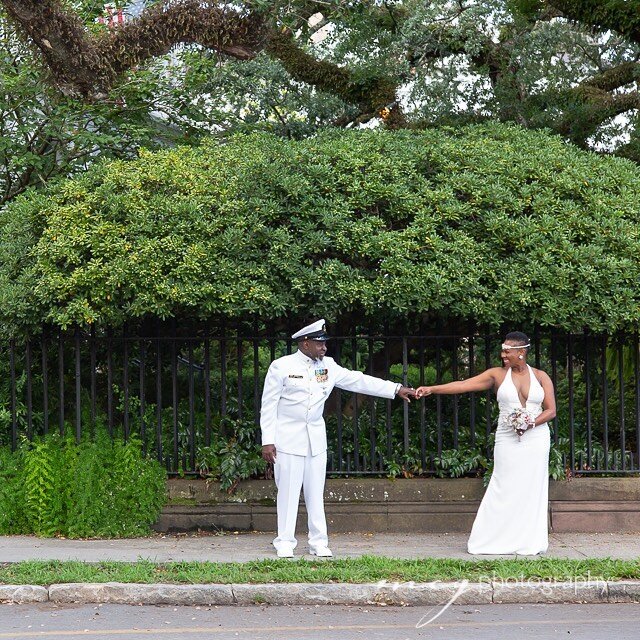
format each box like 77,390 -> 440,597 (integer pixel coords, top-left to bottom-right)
415,368 -> 500,398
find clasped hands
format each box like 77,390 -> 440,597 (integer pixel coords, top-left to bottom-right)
399,386 -> 435,400
396,385 -> 417,402
394,386 -> 435,402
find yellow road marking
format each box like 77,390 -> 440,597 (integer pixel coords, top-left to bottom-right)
0,616 -> 637,638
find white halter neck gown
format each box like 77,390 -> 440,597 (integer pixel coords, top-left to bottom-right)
467,365 -> 550,555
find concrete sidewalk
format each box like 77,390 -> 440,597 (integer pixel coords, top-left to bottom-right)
1,532 -> 638,607
1,531 -> 638,563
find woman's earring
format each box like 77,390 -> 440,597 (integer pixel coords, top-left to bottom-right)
518,355 -> 524,360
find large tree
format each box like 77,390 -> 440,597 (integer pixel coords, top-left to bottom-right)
2,1 -> 640,158
0,5 -> 228,206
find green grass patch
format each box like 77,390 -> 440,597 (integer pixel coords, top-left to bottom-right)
1,557 -> 638,585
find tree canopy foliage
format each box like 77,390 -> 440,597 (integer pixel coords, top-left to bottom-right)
2,124 -> 639,335
2,1 -> 640,161
0,6 -> 218,206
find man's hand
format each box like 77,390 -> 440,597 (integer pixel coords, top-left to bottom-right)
415,386 -> 432,399
396,386 -> 417,402
262,444 -> 277,464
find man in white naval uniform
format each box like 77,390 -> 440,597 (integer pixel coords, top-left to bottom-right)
260,320 -> 416,558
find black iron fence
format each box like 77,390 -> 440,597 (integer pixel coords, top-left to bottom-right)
2,327 -> 640,477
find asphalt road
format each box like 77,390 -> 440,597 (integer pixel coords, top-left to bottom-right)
0,603 -> 638,640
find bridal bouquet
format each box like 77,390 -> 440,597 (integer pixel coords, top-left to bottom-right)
505,408 -> 535,441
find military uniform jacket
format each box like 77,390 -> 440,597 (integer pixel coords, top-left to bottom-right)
260,349 -> 399,457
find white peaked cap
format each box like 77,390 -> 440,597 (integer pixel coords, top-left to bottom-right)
291,319 -> 329,341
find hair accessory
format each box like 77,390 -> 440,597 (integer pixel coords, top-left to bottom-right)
501,343 -> 530,350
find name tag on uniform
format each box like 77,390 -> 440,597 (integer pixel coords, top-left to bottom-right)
315,368 -> 328,383
288,375 -> 304,379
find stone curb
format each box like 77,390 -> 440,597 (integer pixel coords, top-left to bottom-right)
0,585 -> 48,603
0,581 -> 638,605
49,583 -> 235,606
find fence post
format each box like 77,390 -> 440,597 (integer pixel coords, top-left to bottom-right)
10,338 -> 17,451
74,326 -> 82,443
42,328 -> 49,434
26,337 -> 33,440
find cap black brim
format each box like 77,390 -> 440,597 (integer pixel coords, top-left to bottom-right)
302,332 -> 329,341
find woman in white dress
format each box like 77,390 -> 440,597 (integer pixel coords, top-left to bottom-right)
415,332 -> 556,555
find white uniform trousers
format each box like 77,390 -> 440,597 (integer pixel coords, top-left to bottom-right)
273,449 -> 328,552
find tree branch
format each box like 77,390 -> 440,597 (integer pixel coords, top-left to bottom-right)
555,88 -> 640,143
2,0 -> 102,96
581,61 -> 640,92
266,28 -> 405,127
103,1 -> 267,74
1,0 -> 404,127
2,0 -> 267,98
548,0 -> 640,44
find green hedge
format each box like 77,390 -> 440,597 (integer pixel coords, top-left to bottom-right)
1,123 -> 640,333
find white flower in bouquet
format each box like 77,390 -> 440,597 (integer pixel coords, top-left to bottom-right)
506,408 -> 535,441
